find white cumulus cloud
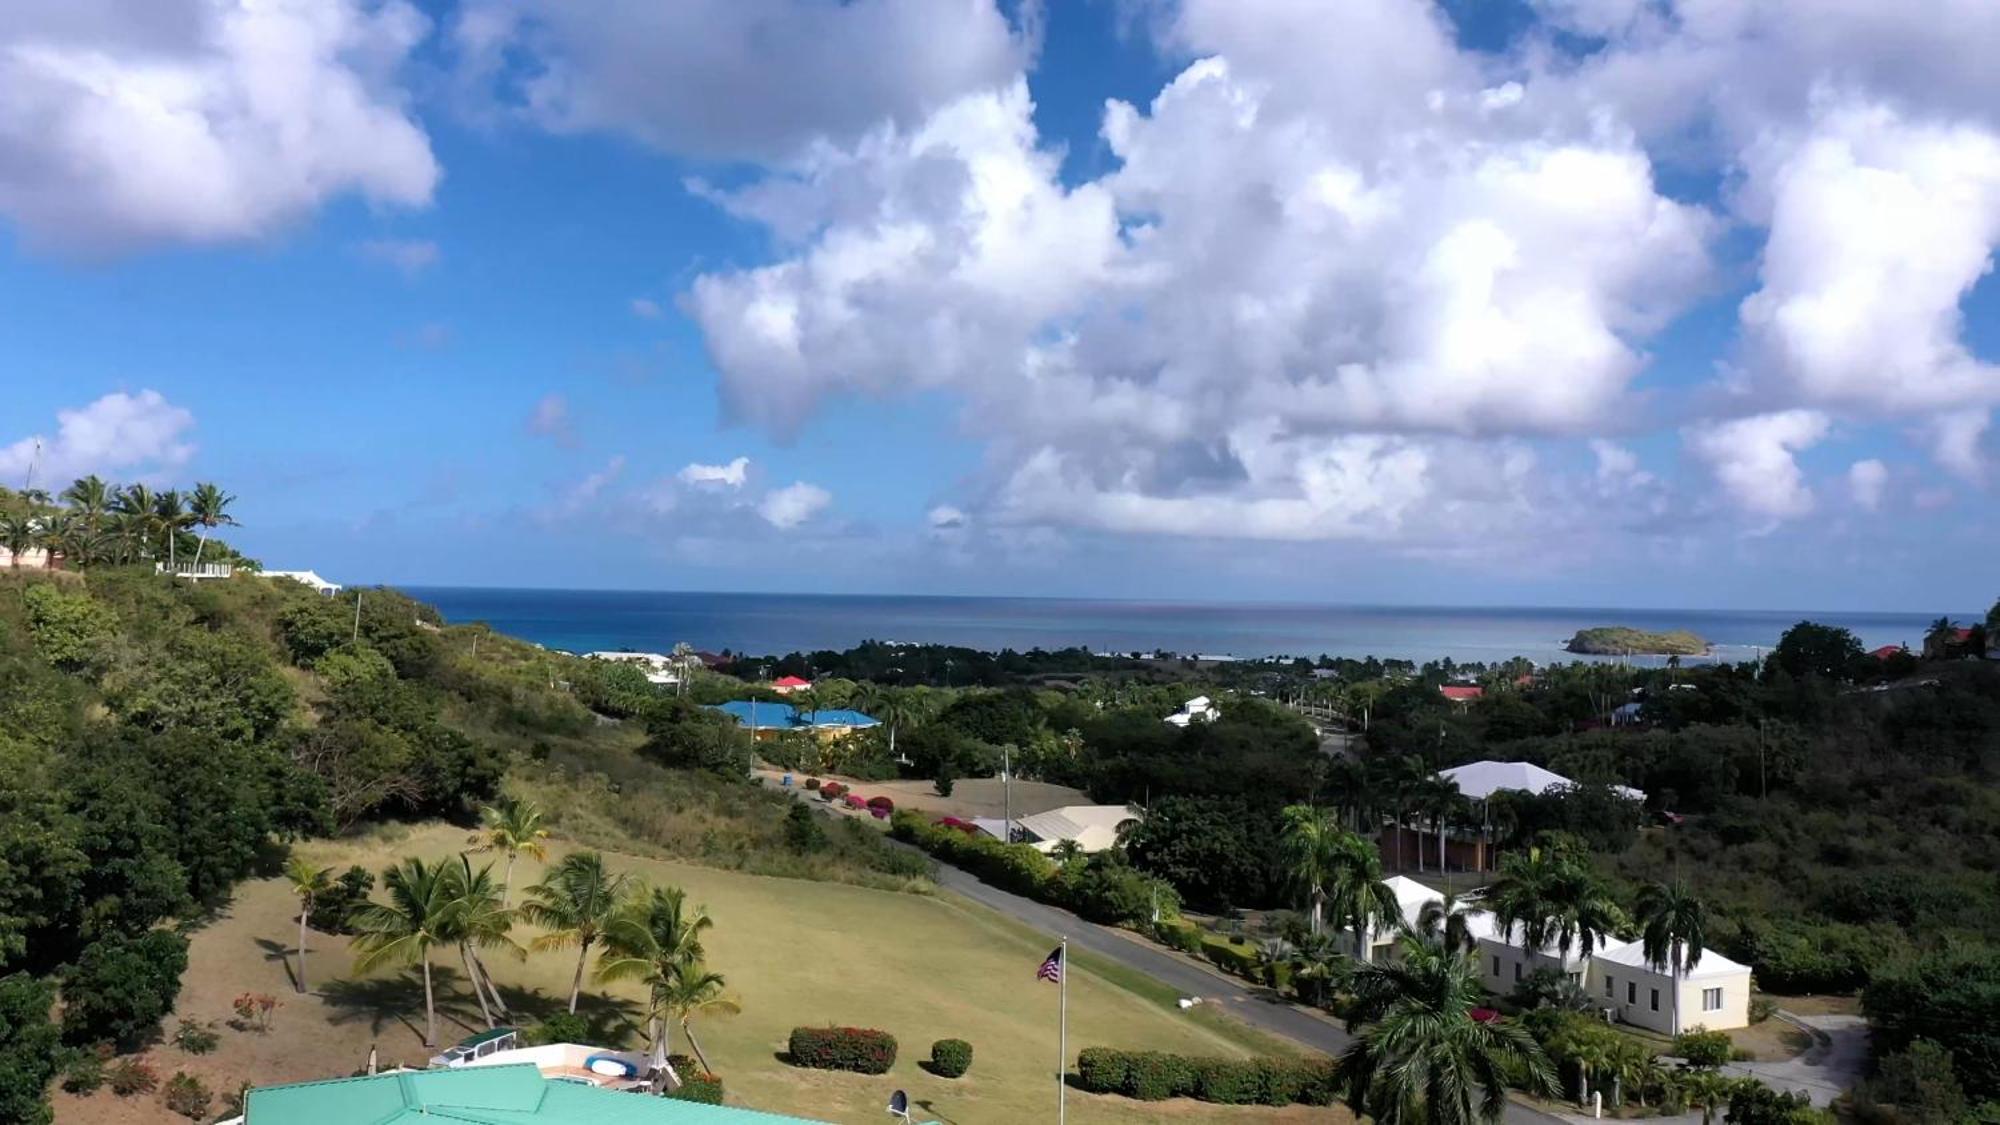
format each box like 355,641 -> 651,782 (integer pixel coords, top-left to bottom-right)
1848,458 -> 1889,511
757,481 -> 831,529
1686,410 -> 1830,522
677,457 -> 750,488
0,0 -> 439,254
0,390 -> 196,483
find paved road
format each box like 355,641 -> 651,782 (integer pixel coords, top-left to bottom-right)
885,833 -> 1567,1125
1724,1014 -> 1868,1108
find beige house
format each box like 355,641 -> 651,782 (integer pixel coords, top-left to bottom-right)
1012,805 -> 1144,854
1377,876 -> 1752,1033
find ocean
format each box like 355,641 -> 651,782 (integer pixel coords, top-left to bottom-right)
401,588 -> 1958,667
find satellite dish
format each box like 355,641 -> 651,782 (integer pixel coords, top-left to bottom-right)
886,1089 -> 910,1120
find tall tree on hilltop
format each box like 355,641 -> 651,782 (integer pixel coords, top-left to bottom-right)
188,482 -> 238,569
521,851 -> 630,1014
1279,804 -> 1344,935
1324,831 -> 1400,961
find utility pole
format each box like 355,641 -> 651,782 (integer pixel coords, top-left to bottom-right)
1003,743 -> 1014,844
352,590 -> 363,645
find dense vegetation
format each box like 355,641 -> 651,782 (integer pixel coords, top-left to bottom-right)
1564,626 -> 1709,656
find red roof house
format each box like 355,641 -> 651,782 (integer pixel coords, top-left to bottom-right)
1870,644 -> 1906,661
1439,685 -> 1484,703
771,675 -> 813,694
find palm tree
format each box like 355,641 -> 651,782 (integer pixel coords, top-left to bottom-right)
36,511 -> 76,568
1481,845 -> 1563,959
441,856 -> 519,1029
1287,930 -> 1350,1007
656,967 -> 740,1078
521,851 -> 631,1014
153,489 -> 193,567
1674,1068 -> 1740,1125
114,484 -> 156,560
0,514 -> 33,568
1607,1037 -> 1663,1108
1323,831 -> 1399,962
283,857 -> 333,993
63,475 -> 110,538
1335,935 -> 1557,1125
187,482 -> 238,569
865,687 -> 921,763
1412,775 -> 1462,873
349,857 -> 457,1047
1375,754 -> 1430,871
472,797 -> 550,904
1635,880 -> 1707,1036
1414,889 -> 1478,955
1278,804 -> 1344,934
596,885 -> 724,1073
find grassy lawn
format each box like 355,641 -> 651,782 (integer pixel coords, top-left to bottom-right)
54,822 -> 1342,1125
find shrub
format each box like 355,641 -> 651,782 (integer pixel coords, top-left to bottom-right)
788,1026 -> 898,1075
60,1048 -> 107,1094
171,1018 -> 219,1055
1153,920 -> 1205,955
106,1058 -> 158,1097
1074,1048 -> 1336,1107
867,795 -> 895,813
784,801 -> 826,852
1750,996 -> 1778,1024
524,1012 -> 588,1045
930,1038 -> 972,1078
805,777 -> 821,790
62,931 -> 190,1050
162,1072 -> 212,1121
666,1055 -> 724,1104
1675,1027 -> 1735,1068
1201,938 -> 1261,979
230,992 -> 279,1033
844,794 -> 866,809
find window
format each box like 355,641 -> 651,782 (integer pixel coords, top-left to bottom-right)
1493,956 -> 1500,977
1703,987 -> 1724,1012
1604,976 -> 1614,999
1650,988 -> 1660,1011
1513,962 -> 1522,983
1627,982 -> 1636,1004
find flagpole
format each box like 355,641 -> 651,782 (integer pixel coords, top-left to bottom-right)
1058,936 -> 1068,1125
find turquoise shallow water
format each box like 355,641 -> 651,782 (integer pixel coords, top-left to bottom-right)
403,588 -> 1958,666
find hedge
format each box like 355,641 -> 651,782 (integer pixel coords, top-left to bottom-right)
1075,1047 -> 1336,1106
1200,937 -> 1261,978
930,1038 -> 973,1078
788,1026 -> 898,1074
665,1055 -> 724,1104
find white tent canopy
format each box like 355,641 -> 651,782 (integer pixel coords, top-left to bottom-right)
1439,760 -> 1645,804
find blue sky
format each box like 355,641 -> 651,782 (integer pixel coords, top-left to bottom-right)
1,0 -> 1998,612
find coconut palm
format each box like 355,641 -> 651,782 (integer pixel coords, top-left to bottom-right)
0,514 -> 34,568
1287,930 -> 1350,1007
471,797 -> 550,904
1635,880 -> 1707,1036
1374,754 -> 1431,871
521,851 -> 631,1014
657,967 -> 739,1078
152,489 -> 193,567
283,857 -> 333,993
63,475 -> 110,536
863,687 -> 921,763
349,857 -> 457,1047
439,855 -> 519,1028
1323,831 -> 1399,962
1674,1068 -> 1740,1125
1335,935 -> 1557,1125
1480,845 -> 1563,958
1414,889 -> 1479,955
1278,804 -> 1345,934
596,884 -> 726,1073
187,482 -> 238,569
114,484 -> 156,560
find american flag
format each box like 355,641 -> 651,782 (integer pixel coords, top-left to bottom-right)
1037,945 -> 1063,983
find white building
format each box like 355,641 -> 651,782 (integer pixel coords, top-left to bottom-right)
263,569 -> 342,596
1440,759 -> 1646,804
1007,805 -> 1144,854
1164,695 -> 1220,727
584,650 -> 682,686
0,547 -> 53,570
1372,876 -> 1752,1034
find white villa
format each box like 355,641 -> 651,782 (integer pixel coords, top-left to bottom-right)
263,569 -> 342,596
1370,876 -> 1753,1035
1164,695 -> 1220,727
1440,760 -> 1646,804
584,650 -> 682,685
997,804 -> 1144,854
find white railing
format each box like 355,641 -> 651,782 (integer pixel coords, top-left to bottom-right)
156,562 -> 234,579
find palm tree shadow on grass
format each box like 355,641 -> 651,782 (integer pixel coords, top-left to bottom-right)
319,964 -> 485,1044
485,980 -> 645,1047
252,936 -> 301,993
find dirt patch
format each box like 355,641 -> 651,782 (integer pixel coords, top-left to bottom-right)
1729,1018 -> 1816,1062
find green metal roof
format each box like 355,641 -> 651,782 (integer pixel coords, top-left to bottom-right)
244,1064 -> 826,1125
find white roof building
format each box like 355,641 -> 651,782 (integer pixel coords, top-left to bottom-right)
1164,695 -> 1220,727
1013,805 -> 1144,854
263,569 -> 342,596
584,651 -> 682,685
1439,759 -> 1645,804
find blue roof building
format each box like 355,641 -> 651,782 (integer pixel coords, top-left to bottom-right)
708,701 -> 879,735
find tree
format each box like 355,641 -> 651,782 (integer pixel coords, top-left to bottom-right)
1335,935 -> 1557,1125
186,482 -> 237,569
1323,831 -> 1399,961
441,856 -> 518,1029
350,857 -> 457,1047
522,851 -> 631,1014
20,584 -> 115,674
1415,890 -> 1479,955
0,974 -> 60,1125
1863,948 -> 2000,1101
472,798 -> 549,904
870,688 -> 922,762
1635,880 -> 1707,1037
60,930 -> 189,1050
655,967 -> 739,1078
1769,621 -> 1864,681
283,857 -> 333,994
1287,930 -> 1351,1007
596,884 -> 726,1073
1123,797 -> 1278,913
1862,1039 -> 1969,1125
0,514 -> 35,568
1278,805 -> 1343,933
1674,1068 -> 1740,1125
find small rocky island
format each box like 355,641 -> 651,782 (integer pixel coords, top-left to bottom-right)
1564,626 -> 1709,656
